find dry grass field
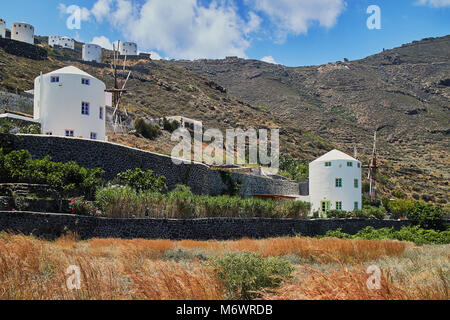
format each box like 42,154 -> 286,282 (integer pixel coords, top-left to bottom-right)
0,232 -> 447,300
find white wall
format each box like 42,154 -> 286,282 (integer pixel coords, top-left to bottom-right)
82,44 -> 102,62
0,19 -> 6,39
119,42 -> 137,56
309,158 -> 362,216
11,22 -> 34,44
34,70 -> 106,141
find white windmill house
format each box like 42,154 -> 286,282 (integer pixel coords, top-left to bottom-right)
105,41 -> 132,133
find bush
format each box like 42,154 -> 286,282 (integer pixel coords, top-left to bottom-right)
162,117 -> 180,133
407,201 -> 447,231
279,156 -> 308,181
0,149 -> 104,200
388,199 -> 415,219
115,168 -> 167,193
69,198 -> 99,216
323,226 -> 450,245
134,118 -> 161,140
209,252 -> 294,300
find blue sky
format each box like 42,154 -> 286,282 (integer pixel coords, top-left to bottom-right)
1,0 -> 449,66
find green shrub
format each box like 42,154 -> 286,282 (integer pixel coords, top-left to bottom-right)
323,226 -> 450,245
279,156 -> 308,181
209,252 -> 294,300
407,201 -> 447,231
115,168 -> 167,193
388,199 -> 415,219
134,118 -> 161,140
362,205 -> 387,220
162,117 -> 180,133
0,150 -> 104,200
69,198 -> 99,216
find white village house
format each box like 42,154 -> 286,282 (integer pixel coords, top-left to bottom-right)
48,36 -> 75,50
33,66 -> 107,141
308,149 -> 362,216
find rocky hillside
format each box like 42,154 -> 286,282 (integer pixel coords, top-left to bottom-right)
0,35 -> 448,204
176,36 -> 450,204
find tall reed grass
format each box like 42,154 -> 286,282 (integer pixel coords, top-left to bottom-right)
95,185 -> 310,219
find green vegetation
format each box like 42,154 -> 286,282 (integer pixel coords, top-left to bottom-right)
162,117 -> 180,133
0,149 -> 104,201
326,205 -> 387,220
0,120 -> 40,134
134,118 -> 161,140
279,155 -> 308,181
323,226 -> 450,245
69,198 -> 99,216
209,252 -> 294,299
115,168 -> 167,193
95,184 -> 311,219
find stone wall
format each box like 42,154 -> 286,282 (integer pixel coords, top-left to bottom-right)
0,134 -> 300,197
0,211 -> 412,240
0,38 -> 47,60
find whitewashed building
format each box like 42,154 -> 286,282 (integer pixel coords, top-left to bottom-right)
33,66 -> 106,140
0,19 -> 6,38
82,43 -> 102,62
11,22 -> 34,44
49,36 -> 75,50
119,42 -> 137,56
308,150 -> 362,216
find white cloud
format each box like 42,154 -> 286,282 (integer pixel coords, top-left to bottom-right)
89,0 -> 260,60
247,0 -> 346,41
90,36 -> 119,50
149,51 -> 162,60
91,0 -> 113,22
415,0 -> 450,7
260,56 -> 278,64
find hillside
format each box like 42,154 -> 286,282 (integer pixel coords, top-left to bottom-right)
176,36 -> 450,204
0,36 -> 448,204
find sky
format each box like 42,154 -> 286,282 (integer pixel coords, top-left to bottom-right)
1,0 -> 449,66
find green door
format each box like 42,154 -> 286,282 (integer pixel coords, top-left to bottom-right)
320,201 -> 331,217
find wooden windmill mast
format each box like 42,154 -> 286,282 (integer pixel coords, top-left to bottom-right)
367,131 -> 378,202
105,40 -> 131,131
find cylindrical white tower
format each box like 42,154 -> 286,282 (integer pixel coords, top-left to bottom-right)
33,66 -> 106,141
82,43 -> 102,62
0,19 -> 6,39
11,22 -> 34,44
309,149 -> 362,216
119,42 -> 137,56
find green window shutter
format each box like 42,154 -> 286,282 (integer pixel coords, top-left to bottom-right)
347,162 -> 353,167
354,179 -> 359,188
335,178 -> 342,188
336,201 -> 342,211
357,163 -> 361,168
325,162 -> 332,167
354,202 -> 359,210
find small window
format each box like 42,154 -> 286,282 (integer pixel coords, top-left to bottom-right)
325,162 -> 332,167
336,201 -> 343,211
81,78 -> 90,85
99,107 -> 104,120
335,178 -> 342,188
81,102 -> 90,115
347,162 -> 353,167
354,179 -> 359,188
357,163 -> 361,168
51,76 -> 59,83
354,202 -> 359,210
90,132 -> 97,140
65,130 -> 74,137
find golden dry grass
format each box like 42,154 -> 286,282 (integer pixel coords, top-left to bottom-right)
0,232 -> 447,300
